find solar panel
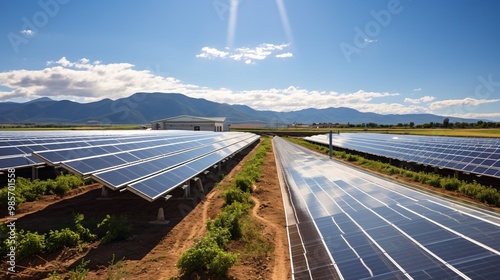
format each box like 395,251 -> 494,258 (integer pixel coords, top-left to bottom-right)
32,133 -> 214,164
305,133 -> 500,178
127,134 -> 259,200
273,136 -> 500,279
0,156 -> 39,169
1,130 -> 259,202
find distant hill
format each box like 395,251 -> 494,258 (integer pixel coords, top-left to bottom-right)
0,92 -> 482,125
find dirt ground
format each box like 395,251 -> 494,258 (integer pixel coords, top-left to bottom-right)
1,141 -> 291,280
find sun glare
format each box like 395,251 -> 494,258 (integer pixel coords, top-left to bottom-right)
226,0 -> 239,48
226,0 -> 293,48
276,0 -> 293,43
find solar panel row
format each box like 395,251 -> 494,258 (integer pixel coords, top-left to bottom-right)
273,136 -> 500,280
0,131 -> 207,170
305,133 -> 500,178
92,133 -> 257,190
35,133 -> 242,173
1,130 -> 259,201
129,134 -> 258,201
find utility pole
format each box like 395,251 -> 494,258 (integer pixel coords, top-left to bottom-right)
329,130 -> 333,159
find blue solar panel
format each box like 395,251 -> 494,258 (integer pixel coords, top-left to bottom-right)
127,134 -> 259,200
0,156 -> 33,169
273,136 -> 500,279
305,133 -> 500,178
1,131 -> 259,206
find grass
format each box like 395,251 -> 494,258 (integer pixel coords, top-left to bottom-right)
105,254 -> 130,280
239,216 -> 272,258
379,128 -> 500,137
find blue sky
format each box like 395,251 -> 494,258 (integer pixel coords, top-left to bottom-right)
1,0 -> 500,120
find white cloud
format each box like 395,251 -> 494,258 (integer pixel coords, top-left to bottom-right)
413,88 -> 422,92
0,57 -> 199,102
20,29 -> 34,36
429,98 -> 500,111
207,88 -> 400,112
404,95 -> 435,104
0,57 -> 402,112
197,43 -> 292,64
276,52 -> 293,58
446,112 -> 500,121
1,57 -> 499,120
195,47 -> 229,59
364,38 -> 377,44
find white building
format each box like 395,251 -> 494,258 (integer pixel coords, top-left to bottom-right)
151,115 -> 226,132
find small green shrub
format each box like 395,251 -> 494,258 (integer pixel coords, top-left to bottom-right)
358,158 -> 369,165
0,187 -> 25,209
74,213 -> 97,242
211,211 -> 242,240
458,182 -> 482,197
222,187 -> 251,206
29,180 -> 48,201
54,180 -> 71,195
402,170 -> 414,178
440,177 -> 461,191
97,214 -> 132,244
425,174 -> 441,188
44,179 -> 58,194
17,177 -> 39,202
476,187 -> 500,205
18,230 -> 46,258
234,176 -> 253,193
225,200 -> 252,216
207,249 -> 238,276
346,154 -> 358,162
205,223 -> 231,249
412,172 -> 428,184
46,228 -> 80,252
0,224 -> 9,256
176,236 -> 237,277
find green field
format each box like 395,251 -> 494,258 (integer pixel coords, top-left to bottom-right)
1,125 -> 500,138
233,127 -> 500,138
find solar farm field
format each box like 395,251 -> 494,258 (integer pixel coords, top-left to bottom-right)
3,130 -> 500,279
0,130 -> 259,202
1,130 -> 283,279
274,136 -> 500,279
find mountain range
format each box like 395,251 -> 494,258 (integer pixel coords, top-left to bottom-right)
0,92 -> 481,126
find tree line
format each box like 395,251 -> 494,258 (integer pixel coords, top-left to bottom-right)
313,119 -> 500,129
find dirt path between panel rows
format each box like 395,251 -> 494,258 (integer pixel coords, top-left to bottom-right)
250,196 -> 288,280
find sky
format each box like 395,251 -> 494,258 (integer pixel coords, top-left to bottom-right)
1,0 -> 500,121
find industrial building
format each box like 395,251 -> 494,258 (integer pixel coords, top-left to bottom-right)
151,115 -> 226,131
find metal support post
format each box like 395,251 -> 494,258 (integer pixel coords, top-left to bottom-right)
329,130 -> 333,159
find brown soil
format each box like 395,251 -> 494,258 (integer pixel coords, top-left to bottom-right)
227,148 -> 291,280
1,141 -> 290,280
